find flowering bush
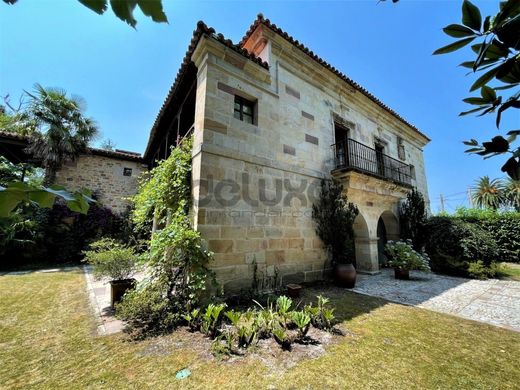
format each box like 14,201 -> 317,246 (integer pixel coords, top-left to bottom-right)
384,240 -> 430,272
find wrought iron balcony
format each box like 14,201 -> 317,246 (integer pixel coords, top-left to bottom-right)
332,138 -> 412,187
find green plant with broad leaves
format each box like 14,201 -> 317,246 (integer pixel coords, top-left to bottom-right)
83,238 -> 138,281
224,310 -> 241,326
0,181 -> 94,217
182,308 -> 201,332
433,0 -> 520,179
201,303 -> 226,338
305,295 -> 336,331
292,311 -> 311,339
384,0 -> 520,179
273,326 -> 292,351
276,295 -> 293,327
2,0 -> 167,28
385,240 -> 431,272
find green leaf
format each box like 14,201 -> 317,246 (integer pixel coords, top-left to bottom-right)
110,0 -> 138,28
0,189 -> 24,217
459,106 -> 487,116
463,139 -> 479,146
465,147 -> 484,153
480,86 -> 496,102
137,0 -> 168,23
469,66 -> 499,91
29,190 -> 56,208
433,37 -> 475,55
496,100 -> 520,128
442,24 -> 476,37
462,97 -> 489,105
462,0 -> 482,31
483,15 -> 491,32
78,0 -> 108,15
507,130 -> 520,136
494,83 -> 520,91
473,39 -> 491,71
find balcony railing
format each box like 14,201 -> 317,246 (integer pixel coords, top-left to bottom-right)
332,138 -> 412,186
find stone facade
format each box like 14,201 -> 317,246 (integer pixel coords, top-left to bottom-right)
149,18 -> 431,293
54,152 -> 146,214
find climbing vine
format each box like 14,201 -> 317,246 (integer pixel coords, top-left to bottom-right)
117,138 -> 216,337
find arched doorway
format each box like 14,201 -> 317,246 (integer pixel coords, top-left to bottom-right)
377,210 -> 400,266
353,212 -> 371,270
377,218 -> 387,266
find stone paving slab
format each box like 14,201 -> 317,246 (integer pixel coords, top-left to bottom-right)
353,269 -> 520,332
83,265 -> 149,336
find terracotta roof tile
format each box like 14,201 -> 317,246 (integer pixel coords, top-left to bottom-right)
143,21 -> 269,160
240,14 -> 430,142
0,130 -> 143,162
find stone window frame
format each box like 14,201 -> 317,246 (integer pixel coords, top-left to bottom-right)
233,95 -> 256,125
123,167 -> 133,177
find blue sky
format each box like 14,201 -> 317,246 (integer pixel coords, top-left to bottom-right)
1,0 -> 517,212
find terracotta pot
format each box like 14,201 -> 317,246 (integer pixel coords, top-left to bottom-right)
110,278 -> 136,307
394,268 -> 410,280
287,283 -> 302,298
335,263 -> 356,288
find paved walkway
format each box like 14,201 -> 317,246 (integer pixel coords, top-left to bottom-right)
353,269 -> 520,332
83,266 -> 126,335
83,266 -> 148,335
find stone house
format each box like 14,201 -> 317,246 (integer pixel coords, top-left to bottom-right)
143,15 -> 431,292
54,149 -> 146,214
0,130 -> 146,214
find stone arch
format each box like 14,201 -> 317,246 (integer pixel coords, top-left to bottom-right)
378,210 -> 400,240
353,211 -> 377,273
377,210 -> 400,266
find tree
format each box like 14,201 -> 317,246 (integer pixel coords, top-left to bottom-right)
505,178 -> 520,210
383,0 -> 520,180
433,0 -> 520,181
100,139 -> 116,151
0,98 -> 37,136
312,179 -> 359,264
471,176 -> 506,210
25,84 -> 99,186
399,188 -> 427,249
2,0 -> 167,28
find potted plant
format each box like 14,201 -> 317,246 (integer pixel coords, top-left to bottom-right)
83,238 -> 139,307
384,239 -> 430,280
312,179 -> 359,288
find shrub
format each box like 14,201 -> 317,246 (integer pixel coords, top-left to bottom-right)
399,188 -> 428,250
115,281 -> 181,338
83,238 -> 138,281
454,208 -> 520,263
312,178 -> 359,264
422,216 -> 499,277
385,240 -> 430,272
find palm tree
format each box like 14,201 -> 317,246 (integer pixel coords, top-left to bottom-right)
25,84 -> 99,186
471,176 -> 506,210
505,178 -> 520,211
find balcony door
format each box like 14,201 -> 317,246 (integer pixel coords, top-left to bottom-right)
334,124 -> 350,168
375,143 -> 385,177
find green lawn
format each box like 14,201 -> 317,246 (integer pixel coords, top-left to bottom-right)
498,263 -> 520,281
1,270 -> 519,389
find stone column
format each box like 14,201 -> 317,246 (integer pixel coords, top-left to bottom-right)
355,237 -> 380,274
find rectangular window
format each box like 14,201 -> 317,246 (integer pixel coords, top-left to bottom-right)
234,95 -> 255,124
123,167 -> 132,177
